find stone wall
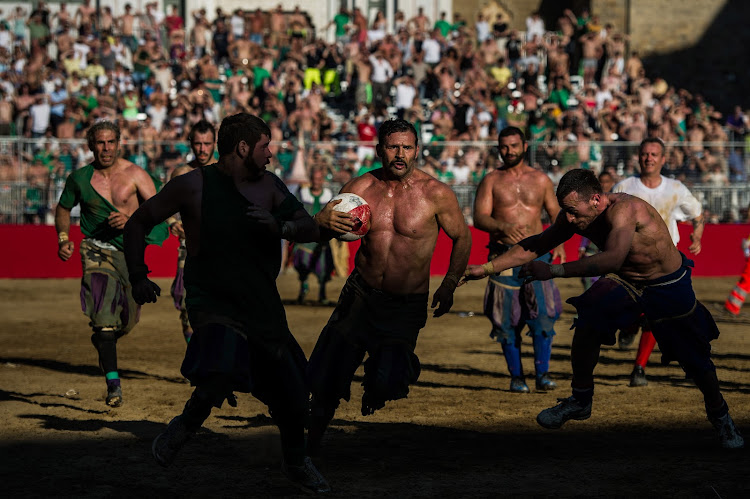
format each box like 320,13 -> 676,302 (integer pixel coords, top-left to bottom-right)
459,0 -> 728,56
458,0 -> 749,111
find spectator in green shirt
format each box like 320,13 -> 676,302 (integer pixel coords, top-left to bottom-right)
327,7 -> 350,42
434,12 -> 451,38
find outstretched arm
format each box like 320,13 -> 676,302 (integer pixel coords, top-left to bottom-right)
520,203 -> 635,282
461,219 -> 574,284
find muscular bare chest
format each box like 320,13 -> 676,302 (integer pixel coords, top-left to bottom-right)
367,186 -> 436,238
90,170 -> 135,209
492,173 -> 546,210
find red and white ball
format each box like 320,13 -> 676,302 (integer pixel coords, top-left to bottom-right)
332,193 -> 371,241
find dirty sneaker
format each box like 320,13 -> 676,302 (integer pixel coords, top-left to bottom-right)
537,396 -> 592,429
629,366 -> 648,387
535,373 -> 557,391
510,376 -> 530,393
709,412 -> 744,449
152,416 -> 194,467
106,385 -> 123,407
282,456 -> 331,494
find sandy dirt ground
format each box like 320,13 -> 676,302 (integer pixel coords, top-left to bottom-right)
1,272 -> 749,498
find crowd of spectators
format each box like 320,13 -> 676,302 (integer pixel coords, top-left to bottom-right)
0,2 -> 749,224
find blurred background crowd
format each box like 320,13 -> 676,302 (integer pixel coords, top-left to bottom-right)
0,1 -> 748,224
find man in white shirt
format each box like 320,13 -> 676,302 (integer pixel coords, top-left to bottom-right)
525,11 -> 545,41
475,13 -> 490,43
369,51 -> 393,108
73,36 -> 91,71
29,95 -> 51,138
0,22 -> 12,52
393,75 -> 417,119
421,30 -> 442,65
612,137 -> 704,387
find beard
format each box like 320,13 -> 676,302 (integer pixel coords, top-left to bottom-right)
244,154 -> 266,179
500,153 -> 524,168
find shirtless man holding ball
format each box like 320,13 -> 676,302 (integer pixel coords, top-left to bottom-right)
307,118 -> 472,455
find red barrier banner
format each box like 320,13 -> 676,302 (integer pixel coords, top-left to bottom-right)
0,225 -> 180,278
1,223 -> 748,278
348,224 -> 750,278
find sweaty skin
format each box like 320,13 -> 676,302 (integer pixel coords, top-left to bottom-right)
474,132 -> 565,260
316,130 -> 471,315
463,191 -> 683,285
55,129 -> 158,260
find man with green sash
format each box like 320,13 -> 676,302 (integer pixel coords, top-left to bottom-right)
123,113 -> 330,494
55,120 -> 168,408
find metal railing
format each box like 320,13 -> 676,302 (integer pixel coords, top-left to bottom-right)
1,137 -> 749,224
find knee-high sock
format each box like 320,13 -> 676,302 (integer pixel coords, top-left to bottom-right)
533,334 -> 553,375
92,330 -> 118,386
634,329 -> 656,368
501,340 -> 523,377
